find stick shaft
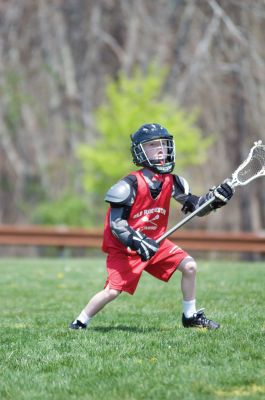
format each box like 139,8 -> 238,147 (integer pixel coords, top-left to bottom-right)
156,196 -> 216,244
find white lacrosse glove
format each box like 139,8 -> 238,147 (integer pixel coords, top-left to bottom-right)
128,230 -> 159,262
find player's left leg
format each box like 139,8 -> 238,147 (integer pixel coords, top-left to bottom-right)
178,257 -> 220,329
145,241 -> 220,330
177,256 -> 197,302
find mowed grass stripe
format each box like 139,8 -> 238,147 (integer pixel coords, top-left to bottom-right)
0,258 -> 264,400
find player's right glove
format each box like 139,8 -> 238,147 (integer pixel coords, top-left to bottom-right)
128,230 -> 159,262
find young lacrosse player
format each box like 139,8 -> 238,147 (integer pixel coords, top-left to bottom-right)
70,123 -> 234,330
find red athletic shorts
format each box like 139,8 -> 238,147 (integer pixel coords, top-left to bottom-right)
104,239 -> 189,295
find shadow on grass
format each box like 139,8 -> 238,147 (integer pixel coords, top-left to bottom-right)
92,324 -> 158,333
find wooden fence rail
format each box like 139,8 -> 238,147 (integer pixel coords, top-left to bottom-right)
0,225 -> 265,253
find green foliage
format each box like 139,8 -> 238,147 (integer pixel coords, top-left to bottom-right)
2,71 -> 31,136
78,66 -> 212,196
0,69 -> 34,136
32,192 -> 91,227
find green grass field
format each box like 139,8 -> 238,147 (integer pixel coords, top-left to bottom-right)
0,257 -> 264,400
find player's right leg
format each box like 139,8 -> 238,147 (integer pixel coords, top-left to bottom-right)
69,285 -> 121,330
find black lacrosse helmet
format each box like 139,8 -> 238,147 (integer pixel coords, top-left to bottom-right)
130,123 -> 175,174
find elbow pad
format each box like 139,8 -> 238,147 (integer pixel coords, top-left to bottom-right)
110,217 -> 133,246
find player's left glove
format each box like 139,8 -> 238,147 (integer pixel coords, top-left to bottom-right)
212,182 -> 234,208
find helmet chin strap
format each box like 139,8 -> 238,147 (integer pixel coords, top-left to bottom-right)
145,165 -> 169,175
148,158 -> 165,166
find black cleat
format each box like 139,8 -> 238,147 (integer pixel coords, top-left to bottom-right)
182,309 -> 220,330
69,320 -> 87,330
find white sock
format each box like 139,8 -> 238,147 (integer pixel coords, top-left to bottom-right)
183,299 -> 196,318
75,310 -> 91,326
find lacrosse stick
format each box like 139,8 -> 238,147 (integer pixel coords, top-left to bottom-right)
157,140 -> 265,244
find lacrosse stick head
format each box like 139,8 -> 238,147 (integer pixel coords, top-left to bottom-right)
229,140 -> 265,187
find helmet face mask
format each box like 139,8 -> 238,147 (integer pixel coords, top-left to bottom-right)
131,124 -> 175,174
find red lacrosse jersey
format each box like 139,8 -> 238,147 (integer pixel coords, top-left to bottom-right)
102,170 -> 173,254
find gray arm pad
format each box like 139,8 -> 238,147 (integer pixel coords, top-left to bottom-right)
109,208 -> 133,246
110,218 -> 132,246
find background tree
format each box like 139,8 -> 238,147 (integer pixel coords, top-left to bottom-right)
0,0 -> 264,233
78,67 -> 211,223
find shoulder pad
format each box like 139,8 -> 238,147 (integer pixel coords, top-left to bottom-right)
105,179 -> 133,205
173,175 -> 190,195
